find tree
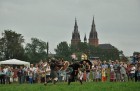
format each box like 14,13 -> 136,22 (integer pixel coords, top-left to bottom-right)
70,43 -> 120,61
0,30 -> 24,60
70,42 -> 89,61
25,38 -> 48,63
55,41 -> 71,60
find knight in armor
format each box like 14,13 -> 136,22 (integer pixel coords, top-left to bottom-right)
49,59 -> 58,84
48,58 -> 64,85
67,62 -> 83,85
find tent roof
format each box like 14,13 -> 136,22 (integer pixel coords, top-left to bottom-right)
0,59 -> 30,67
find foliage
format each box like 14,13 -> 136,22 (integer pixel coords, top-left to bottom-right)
25,38 -> 48,63
0,30 -> 25,60
54,41 -> 71,60
0,30 -> 120,62
55,41 -> 120,61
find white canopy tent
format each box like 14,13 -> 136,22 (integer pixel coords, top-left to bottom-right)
0,59 -> 30,67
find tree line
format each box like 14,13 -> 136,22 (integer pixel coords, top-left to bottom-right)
0,30 -> 121,63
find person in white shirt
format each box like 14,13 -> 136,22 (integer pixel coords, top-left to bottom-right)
3,66 -> 8,74
44,63 -> 51,85
130,64 -> 136,81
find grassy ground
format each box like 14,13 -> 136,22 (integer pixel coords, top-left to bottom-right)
0,82 -> 140,91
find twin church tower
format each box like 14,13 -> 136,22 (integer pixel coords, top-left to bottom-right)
71,17 -> 99,46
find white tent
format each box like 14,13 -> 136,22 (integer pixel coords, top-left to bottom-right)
0,59 -> 30,67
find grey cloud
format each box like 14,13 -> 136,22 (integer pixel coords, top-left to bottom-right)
0,0 -> 140,56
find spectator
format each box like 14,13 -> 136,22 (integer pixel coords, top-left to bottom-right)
0,67 -> 6,84
120,64 -> 127,82
29,71 -> 33,84
130,64 -> 136,81
6,67 -> 11,84
137,67 -> 140,81
17,66 -> 24,84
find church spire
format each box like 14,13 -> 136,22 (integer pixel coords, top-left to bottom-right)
91,16 -> 96,32
92,16 -> 95,27
74,18 -> 78,32
89,16 -> 99,46
71,18 -> 81,45
84,34 -> 87,43
89,16 -> 97,39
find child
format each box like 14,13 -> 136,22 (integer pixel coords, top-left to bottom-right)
29,71 -> 33,84
95,69 -> 100,82
102,68 -> 106,82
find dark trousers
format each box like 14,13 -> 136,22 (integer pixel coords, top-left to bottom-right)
6,76 -> 10,84
0,75 -> 5,84
18,76 -> 24,84
68,75 -> 82,85
137,76 -> 140,82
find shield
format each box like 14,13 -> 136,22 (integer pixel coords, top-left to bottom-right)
80,60 -> 92,69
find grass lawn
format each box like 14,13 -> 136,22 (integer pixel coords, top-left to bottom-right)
0,82 -> 140,91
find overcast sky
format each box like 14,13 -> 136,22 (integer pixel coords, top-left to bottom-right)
0,0 -> 140,56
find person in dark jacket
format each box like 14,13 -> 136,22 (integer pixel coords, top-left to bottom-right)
17,66 -> 24,84
0,67 -> 6,84
68,62 -> 82,85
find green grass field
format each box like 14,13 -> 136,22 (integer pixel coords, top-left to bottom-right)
0,82 -> 140,91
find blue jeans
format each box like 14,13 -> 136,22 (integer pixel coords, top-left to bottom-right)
29,78 -> 33,84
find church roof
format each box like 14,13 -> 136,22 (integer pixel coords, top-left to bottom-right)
99,44 -> 115,49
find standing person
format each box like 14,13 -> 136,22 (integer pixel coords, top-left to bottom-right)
0,67 -> 6,84
126,64 -> 131,81
135,63 -> 138,82
95,69 -> 100,82
110,61 -> 115,82
113,61 -> 121,82
34,64 -> 39,83
101,68 -> 106,82
6,67 -> 11,84
17,66 -> 24,84
91,65 -> 96,82
130,64 -> 136,81
29,71 -> 33,84
137,67 -> 140,81
120,64 -> 127,82
44,63 -> 51,85
13,67 -> 18,82
60,61 -> 69,82
86,62 -> 90,82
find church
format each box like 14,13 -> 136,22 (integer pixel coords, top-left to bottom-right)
71,17 -> 120,60
71,17 -> 115,50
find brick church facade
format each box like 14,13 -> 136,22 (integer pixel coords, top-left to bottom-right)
71,17 -> 120,60
71,17 -> 99,47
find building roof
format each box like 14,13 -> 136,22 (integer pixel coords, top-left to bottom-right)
99,44 -> 115,49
